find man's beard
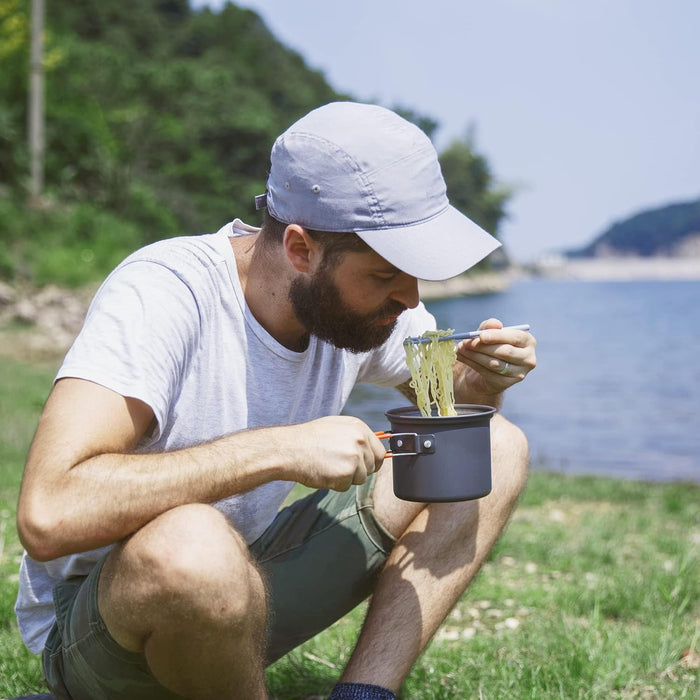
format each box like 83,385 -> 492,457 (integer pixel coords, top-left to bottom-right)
289,264 -> 407,353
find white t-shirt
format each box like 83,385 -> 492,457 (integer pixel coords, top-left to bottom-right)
15,220 -> 436,653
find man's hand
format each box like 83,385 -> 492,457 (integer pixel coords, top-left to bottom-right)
453,318 -> 537,405
288,415 -> 386,492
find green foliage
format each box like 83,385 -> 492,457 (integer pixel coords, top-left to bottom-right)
0,197 -> 147,286
0,0 -> 342,284
34,0 -> 342,234
1,0 -> 512,287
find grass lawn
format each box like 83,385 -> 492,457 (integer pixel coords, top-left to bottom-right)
0,357 -> 697,699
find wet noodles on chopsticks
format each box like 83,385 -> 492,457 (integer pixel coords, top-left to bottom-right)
404,330 -> 457,417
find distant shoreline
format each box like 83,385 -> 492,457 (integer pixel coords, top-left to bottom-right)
418,272 -> 512,300
530,256 -> 700,282
418,257 -> 700,301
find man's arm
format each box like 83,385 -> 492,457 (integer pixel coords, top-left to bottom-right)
17,378 -> 385,562
394,380 -> 417,405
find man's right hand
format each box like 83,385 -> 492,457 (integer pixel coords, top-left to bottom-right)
287,415 -> 387,492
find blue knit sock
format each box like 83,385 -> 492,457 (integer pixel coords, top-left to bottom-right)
328,682 -> 396,700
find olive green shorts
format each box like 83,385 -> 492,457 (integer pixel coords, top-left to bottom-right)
42,477 -> 395,699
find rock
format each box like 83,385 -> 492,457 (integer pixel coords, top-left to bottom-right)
0,284 -> 95,361
0,280 -> 17,306
680,647 -> 700,669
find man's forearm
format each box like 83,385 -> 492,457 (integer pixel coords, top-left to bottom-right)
18,424 -> 298,561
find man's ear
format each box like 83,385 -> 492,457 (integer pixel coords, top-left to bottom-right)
283,225 -> 320,273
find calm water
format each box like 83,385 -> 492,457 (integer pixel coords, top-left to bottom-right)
344,278 -> 700,483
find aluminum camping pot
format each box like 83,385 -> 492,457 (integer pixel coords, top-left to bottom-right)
384,404 -> 497,502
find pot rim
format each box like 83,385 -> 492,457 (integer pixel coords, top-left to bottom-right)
385,403 -> 497,424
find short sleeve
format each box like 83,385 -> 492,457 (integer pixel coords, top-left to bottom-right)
56,260 -> 201,441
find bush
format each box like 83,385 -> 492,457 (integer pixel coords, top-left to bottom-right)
0,196 -> 157,287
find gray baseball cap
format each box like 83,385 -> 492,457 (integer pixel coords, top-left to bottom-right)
255,102 -> 501,281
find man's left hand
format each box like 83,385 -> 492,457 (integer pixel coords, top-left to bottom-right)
454,318 -> 537,402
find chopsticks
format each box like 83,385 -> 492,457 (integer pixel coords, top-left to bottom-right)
404,323 -> 530,345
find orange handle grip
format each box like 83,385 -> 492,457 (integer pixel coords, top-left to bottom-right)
374,431 -> 393,458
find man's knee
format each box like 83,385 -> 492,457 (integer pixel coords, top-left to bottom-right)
491,413 -> 530,498
100,504 -> 264,645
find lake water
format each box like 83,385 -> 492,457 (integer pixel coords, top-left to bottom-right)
344,278 -> 700,484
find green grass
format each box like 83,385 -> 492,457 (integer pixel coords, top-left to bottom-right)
0,359 -> 55,697
266,476 -> 699,699
0,357 -> 698,699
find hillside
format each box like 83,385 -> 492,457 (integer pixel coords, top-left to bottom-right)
1,0 -> 510,289
3,0 -> 346,232
567,197 -> 700,258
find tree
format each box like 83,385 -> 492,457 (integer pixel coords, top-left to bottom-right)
28,0 -> 44,206
1,0 -> 31,188
439,129 -> 512,238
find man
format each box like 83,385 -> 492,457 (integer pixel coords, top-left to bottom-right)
15,101 -> 536,699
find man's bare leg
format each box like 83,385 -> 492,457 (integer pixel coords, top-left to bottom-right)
341,414 -> 529,691
98,503 -> 268,699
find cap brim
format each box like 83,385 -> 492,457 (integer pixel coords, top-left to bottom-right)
355,205 -> 501,281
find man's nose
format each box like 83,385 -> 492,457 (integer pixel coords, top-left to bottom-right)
390,273 -> 420,309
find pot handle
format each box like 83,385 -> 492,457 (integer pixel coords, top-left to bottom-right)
375,431 -> 436,457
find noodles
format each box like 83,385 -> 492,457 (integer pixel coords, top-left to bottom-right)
404,330 -> 457,417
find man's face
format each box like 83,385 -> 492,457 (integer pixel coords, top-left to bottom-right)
288,249 -> 418,353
